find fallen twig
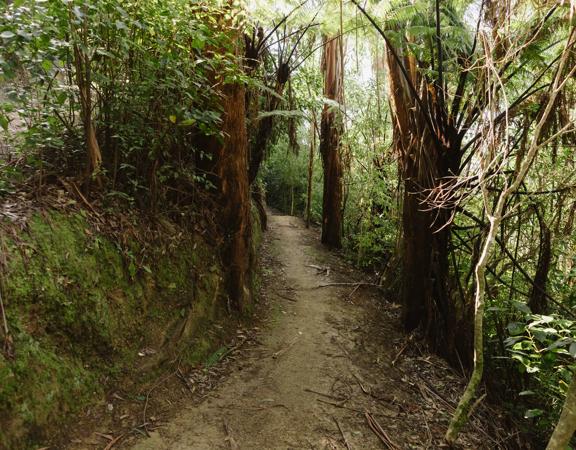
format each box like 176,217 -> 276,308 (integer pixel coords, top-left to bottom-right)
306,264 -> 329,272
223,419 -> 240,450
364,411 -> 400,450
142,370 -> 177,436
304,387 -> 346,402
103,433 -> 125,450
272,335 -> 300,359
273,290 -> 298,302
391,342 -> 409,366
334,416 -> 353,450
316,398 -> 362,413
346,284 -> 361,301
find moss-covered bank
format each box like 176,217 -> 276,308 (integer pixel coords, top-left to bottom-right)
0,209 -> 254,448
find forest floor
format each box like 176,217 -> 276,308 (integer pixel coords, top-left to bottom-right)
69,212 -> 518,449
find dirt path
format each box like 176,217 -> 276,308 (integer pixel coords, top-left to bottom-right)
122,214 -> 508,450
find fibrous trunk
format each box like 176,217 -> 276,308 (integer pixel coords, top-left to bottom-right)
385,45 -> 468,364
319,36 -> 344,248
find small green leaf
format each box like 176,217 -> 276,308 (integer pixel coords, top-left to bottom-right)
0,115 -> 8,131
512,301 -> 531,314
169,115 -> 177,124
41,60 -> 53,71
507,322 -> 524,336
178,118 -> 196,126
519,390 -> 535,396
524,409 -> 543,419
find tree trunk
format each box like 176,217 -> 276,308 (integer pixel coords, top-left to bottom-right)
529,208 -> 551,314
384,43 -> 467,364
306,115 -> 316,228
71,16 -> 102,189
211,32 -> 253,312
319,36 -> 344,248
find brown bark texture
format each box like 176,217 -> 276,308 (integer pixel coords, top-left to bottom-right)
385,44 -> 470,365
319,36 -> 344,248
217,78 -> 252,312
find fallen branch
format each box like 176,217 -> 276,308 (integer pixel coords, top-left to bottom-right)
273,291 -> 298,302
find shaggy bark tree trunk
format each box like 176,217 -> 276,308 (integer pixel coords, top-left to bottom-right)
319,36 -> 344,248
204,22 -> 253,312
218,77 -> 252,312
385,44 -> 467,364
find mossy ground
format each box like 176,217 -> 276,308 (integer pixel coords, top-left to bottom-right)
0,209 -> 240,449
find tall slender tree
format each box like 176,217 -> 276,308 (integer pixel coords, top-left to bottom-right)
319,35 -> 344,248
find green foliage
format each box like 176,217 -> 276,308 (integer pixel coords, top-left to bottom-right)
261,135 -> 323,221
0,0 -> 241,208
503,312 -> 576,433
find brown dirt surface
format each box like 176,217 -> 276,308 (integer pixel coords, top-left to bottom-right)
68,213 -> 519,449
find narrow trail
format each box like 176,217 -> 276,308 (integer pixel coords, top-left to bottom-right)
125,214 -> 503,450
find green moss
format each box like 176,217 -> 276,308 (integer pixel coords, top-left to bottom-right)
0,210 -> 233,449
0,324 -> 97,448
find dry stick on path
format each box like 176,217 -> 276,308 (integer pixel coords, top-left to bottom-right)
274,290 -> 298,302
223,420 -> 240,450
446,27 -> 576,444
103,433 -> 125,450
272,335 -> 300,359
304,387 -> 347,402
334,416 -> 353,450
142,370 -> 177,436
364,411 -> 400,450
